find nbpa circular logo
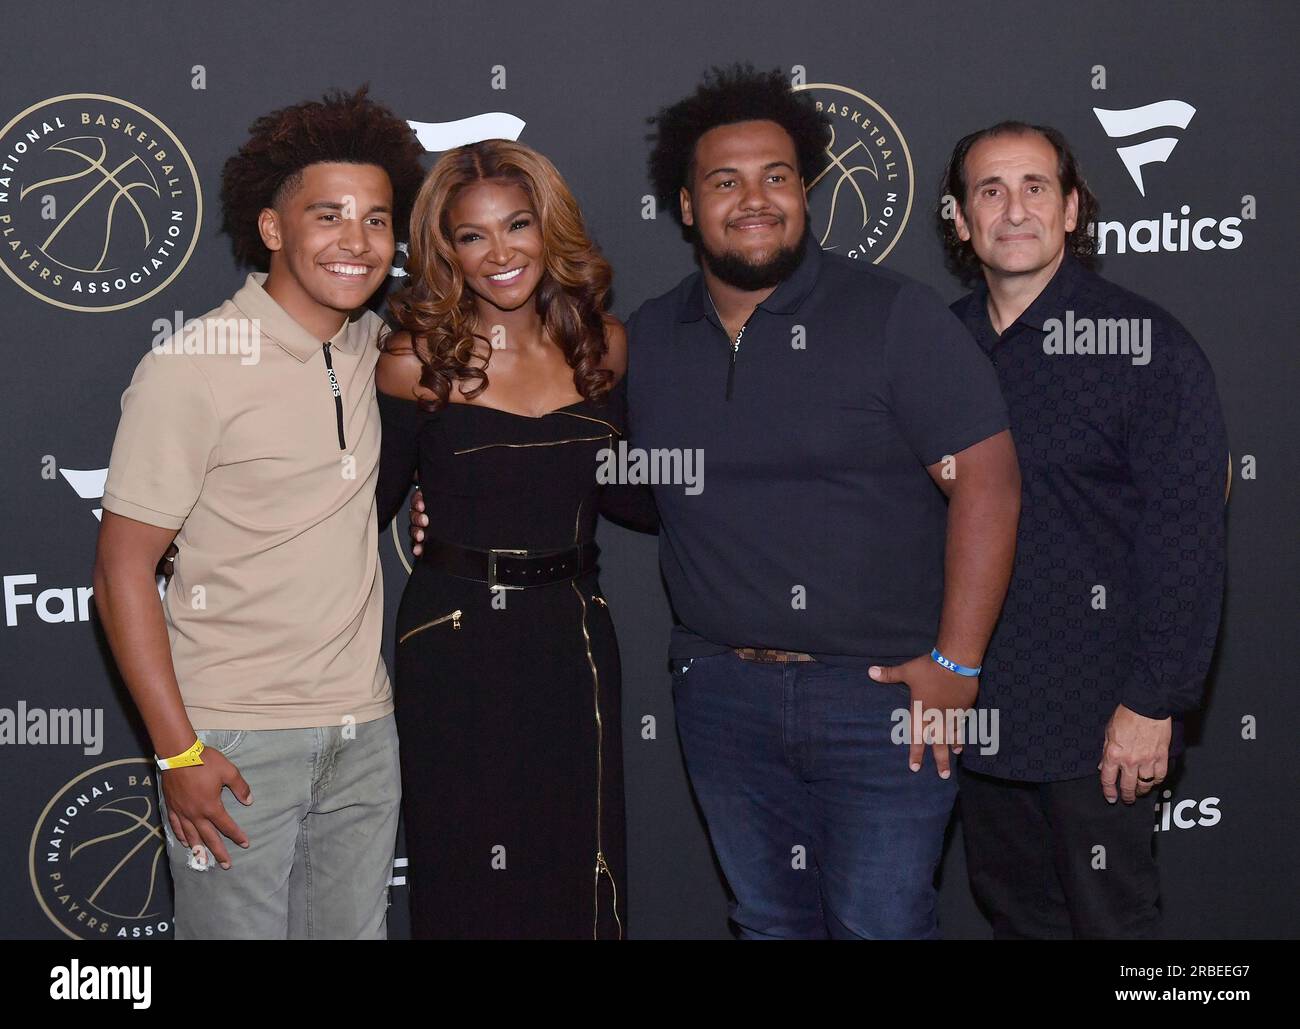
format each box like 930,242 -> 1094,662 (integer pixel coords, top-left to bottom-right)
0,93 -> 201,312
794,83 -> 913,263
29,758 -> 173,939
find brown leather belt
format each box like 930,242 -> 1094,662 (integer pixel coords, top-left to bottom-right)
733,647 -> 816,663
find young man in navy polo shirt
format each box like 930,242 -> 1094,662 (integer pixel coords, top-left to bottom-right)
629,65 -> 1022,939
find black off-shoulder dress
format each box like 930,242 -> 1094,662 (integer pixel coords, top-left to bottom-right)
376,378 -> 656,939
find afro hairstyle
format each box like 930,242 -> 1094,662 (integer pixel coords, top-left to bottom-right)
219,83 -> 427,269
646,62 -> 830,227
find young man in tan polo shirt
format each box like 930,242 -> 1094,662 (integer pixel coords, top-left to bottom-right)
93,87 -> 426,939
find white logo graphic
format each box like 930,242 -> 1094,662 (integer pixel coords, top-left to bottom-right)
1153,790 -> 1221,832
59,467 -> 108,521
49,960 -> 151,1007
406,113 -> 525,152
388,112 -> 527,279
5,574 -> 95,627
1092,100 -> 1196,195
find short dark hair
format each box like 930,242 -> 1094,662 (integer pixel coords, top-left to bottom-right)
220,84 -> 427,269
937,120 -> 1100,284
646,63 -> 830,229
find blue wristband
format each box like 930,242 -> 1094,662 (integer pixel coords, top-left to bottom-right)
930,648 -> 981,677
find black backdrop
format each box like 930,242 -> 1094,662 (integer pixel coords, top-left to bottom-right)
2,0 -> 1296,940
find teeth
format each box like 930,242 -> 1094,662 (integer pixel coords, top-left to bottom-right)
325,263 -> 369,276
488,267 -> 524,281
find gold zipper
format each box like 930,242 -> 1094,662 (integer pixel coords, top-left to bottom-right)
397,608 -> 462,644
572,582 -> 622,940
596,852 -> 620,939
453,435 -> 610,456
555,410 -> 621,435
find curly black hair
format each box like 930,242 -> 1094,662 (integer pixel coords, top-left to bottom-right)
646,63 -> 830,230
937,120 -> 1099,285
220,84 -> 427,269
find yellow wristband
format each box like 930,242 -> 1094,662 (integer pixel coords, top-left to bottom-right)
156,738 -> 204,769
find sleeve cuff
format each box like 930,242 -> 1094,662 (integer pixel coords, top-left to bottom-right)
1118,689 -> 1173,721
917,411 -> 1011,468
100,492 -> 186,530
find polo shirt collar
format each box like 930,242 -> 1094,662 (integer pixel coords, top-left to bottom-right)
677,229 -> 824,323
232,272 -> 365,363
967,249 -> 1085,340
1019,249 -> 1083,330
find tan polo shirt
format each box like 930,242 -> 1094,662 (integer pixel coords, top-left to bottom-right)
102,272 -> 392,729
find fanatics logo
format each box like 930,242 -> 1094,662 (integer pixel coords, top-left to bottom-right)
1092,99 -> 1196,196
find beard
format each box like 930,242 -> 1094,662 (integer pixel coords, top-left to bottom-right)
697,219 -> 809,291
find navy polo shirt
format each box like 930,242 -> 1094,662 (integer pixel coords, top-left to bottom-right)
951,253 -> 1228,781
625,232 -> 1009,667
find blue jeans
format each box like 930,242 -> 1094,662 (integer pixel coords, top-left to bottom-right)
672,651 -> 957,939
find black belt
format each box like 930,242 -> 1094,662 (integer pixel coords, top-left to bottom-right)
420,537 -> 598,590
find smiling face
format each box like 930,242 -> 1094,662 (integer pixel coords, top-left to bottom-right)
680,119 -> 808,290
259,161 -> 395,317
954,130 -> 1078,280
446,179 -> 544,314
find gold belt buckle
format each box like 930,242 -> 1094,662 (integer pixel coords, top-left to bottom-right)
487,548 -> 529,590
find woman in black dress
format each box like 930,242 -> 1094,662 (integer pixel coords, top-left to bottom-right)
375,140 -> 654,939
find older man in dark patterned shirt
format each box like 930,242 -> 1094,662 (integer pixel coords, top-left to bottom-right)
941,121 -> 1229,939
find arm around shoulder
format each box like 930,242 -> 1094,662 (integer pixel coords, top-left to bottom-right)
375,331 -> 431,529
377,330 -> 429,400
601,314 -> 628,381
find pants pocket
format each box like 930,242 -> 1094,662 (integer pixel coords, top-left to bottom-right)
195,728 -> 246,757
